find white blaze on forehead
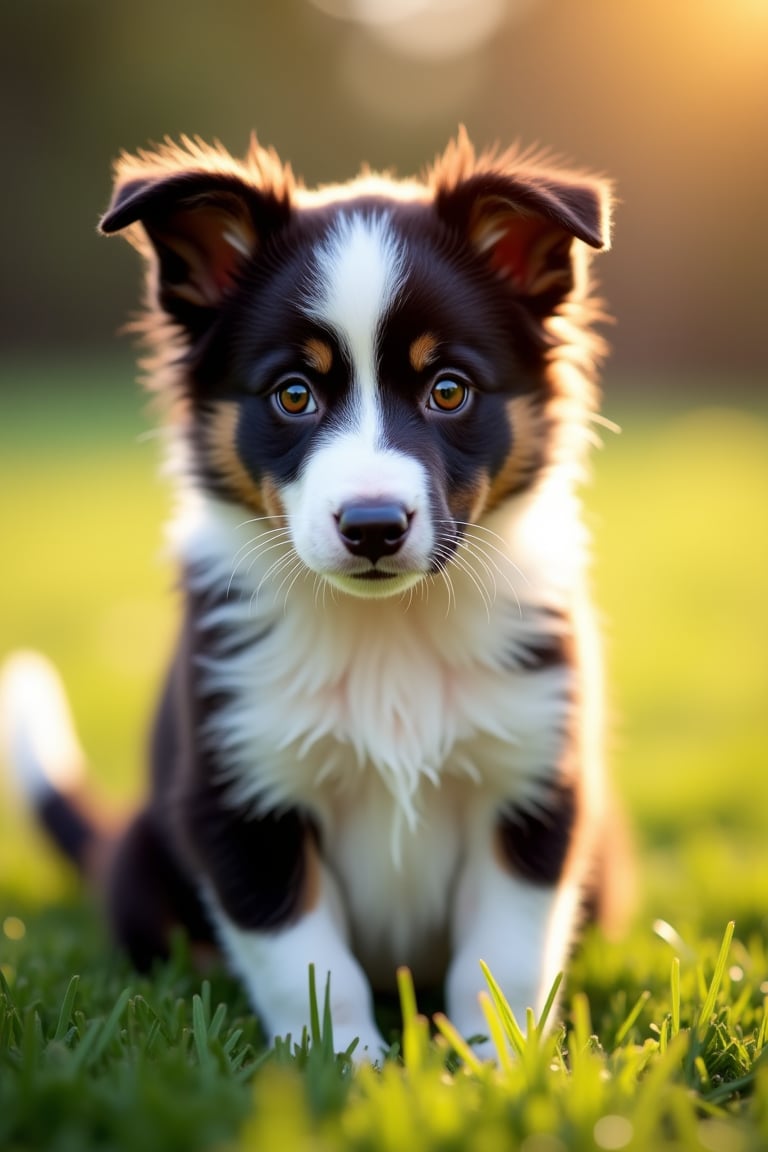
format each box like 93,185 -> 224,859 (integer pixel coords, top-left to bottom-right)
303,212 -> 406,437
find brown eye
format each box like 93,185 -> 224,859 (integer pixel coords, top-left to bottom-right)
274,377 -> 317,416
428,374 -> 470,413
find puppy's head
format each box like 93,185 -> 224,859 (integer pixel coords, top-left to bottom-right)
101,131 -> 611,600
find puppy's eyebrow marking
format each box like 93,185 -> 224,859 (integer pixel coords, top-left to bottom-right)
409,332 -> 439,373
303,337 -> 334,375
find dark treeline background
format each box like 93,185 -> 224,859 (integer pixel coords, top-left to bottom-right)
1,0 -> 766,382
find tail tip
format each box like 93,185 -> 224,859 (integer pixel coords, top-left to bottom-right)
0,650 -> 85,803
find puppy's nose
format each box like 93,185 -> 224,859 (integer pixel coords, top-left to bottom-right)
336,502 -> 411,563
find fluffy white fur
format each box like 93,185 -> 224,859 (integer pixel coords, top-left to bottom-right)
282,435 -> 433,598
302,211 -> 406,441
0,651 -> 84,803
170,458 -> 589,1054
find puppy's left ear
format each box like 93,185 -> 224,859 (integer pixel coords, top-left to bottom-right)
434,145 -> 612,314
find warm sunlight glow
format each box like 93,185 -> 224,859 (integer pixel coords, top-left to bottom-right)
307,0 -> 539,59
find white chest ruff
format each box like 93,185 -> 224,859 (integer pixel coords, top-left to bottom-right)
174,488 -> 581,973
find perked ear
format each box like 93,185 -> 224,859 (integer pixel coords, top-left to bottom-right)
100,138 -> 292,331
432,131 -> 612,314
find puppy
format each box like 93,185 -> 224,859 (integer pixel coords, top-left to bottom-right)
1,129 -> 616,1060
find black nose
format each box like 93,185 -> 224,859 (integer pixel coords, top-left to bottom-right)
336,502 -> 412,563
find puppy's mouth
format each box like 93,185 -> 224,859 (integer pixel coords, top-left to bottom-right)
352,569 -> 403,582
323,566 -> 426,600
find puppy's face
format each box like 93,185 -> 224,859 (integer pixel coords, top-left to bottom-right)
204,206 -> 546,600
102,136 -> 610,599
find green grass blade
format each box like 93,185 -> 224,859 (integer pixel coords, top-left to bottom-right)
479,961 -> 526,1055
86,986 -> 131,1068
698,922 -> 735,1035
208,1002 -> 227,1043
321,970 -> 335,1059
536,971 -> 564,1036
51,974 -> 80,1044
432,1013 -> 485,1076
479,991 -> 513,1072
614,989 -> 651,1046
671,957 -> 681,1037
307,964 -> 321,1046
192,993 -> 214,1073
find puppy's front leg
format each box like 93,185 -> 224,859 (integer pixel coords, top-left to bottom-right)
447,796 -> 582,1055
199,821 -> 386,1062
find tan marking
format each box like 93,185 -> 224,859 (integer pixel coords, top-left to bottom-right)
303,337 -> 334,375
409,332 -> 439,373
205,401 -> 267,513
448,473 -> 491,528
300,830 -> 322,913
261,476 -> 287,521
484,395 -> 545,512
492,821 -> 508,872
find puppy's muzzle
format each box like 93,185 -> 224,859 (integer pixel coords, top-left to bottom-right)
335,502 -> 413,564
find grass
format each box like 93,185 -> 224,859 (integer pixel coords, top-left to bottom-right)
1,358 -> 767,1150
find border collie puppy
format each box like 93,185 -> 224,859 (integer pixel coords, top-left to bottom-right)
1,130 -> 616,1060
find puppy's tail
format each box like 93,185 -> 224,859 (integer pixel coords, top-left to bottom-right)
0,651 -> 113,882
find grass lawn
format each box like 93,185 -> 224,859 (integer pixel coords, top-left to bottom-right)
1,358 -> 767,1150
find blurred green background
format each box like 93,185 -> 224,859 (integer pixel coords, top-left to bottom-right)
1,0 -> 767,935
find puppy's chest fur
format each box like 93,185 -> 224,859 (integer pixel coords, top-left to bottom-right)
178,494 -> 578,979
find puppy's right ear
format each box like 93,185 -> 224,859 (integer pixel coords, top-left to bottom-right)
100,142 -> 292,334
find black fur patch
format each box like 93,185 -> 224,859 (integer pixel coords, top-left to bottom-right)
516,631 -> 572,672
497,778 -> 577,885
38,793 -> 93,870
191,791 -> 310,930
108,809 -> 213,971
169,595 -> 311,933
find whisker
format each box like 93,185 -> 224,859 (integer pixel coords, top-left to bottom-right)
432,520 -> 528,620
429,544 -> 458,614
250,549 -> 302,614
437,567 -> 457,616
461,533 -> 528,591
228,530 -> 294,597
439,519 -> 530,587
434,538 -> 492,619
453,533 -> 523,618
451,556 -> 492,616
278,559 -> 309,614
251,550 -> 301,622
455,536 -> 497,590
244,536 -> 296,578
234,513 -> 289,533
231,523 -> 291,566
262,557 -> 299,616
258,549 -> 301,595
